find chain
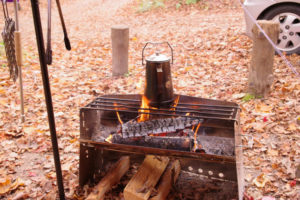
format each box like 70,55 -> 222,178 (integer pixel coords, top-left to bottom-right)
1,0 -> 9,20
1,0 -> 18,81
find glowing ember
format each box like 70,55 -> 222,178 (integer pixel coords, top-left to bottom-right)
138,96 -> 151,122
114,103 -> 123,124
193,123 -> 201,152
105,134 -> 113,143
149,133 -> 168,137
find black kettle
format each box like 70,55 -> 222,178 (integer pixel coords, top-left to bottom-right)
142,42 -> 174,107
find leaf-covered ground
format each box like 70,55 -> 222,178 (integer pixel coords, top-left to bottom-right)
0,0 -> 299,199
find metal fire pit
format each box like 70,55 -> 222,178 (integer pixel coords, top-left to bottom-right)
79,94 -> 244,199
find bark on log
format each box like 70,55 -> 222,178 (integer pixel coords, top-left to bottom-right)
150,160 -> 181,200
124,155 -> 169,200
86,156 -> 130,200
248,20 -> 279,96
110,134 -> 235,156
121,117 -> 201,138
111,25 -> 129,76
112,134 -> 193,152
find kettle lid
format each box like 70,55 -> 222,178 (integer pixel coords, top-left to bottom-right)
146,52 -> 170,63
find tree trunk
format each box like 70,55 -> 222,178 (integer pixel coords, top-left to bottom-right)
248,20 -> 279,96
111,25 -> 129,76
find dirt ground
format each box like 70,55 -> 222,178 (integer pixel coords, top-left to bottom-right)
0,0 -> 299,199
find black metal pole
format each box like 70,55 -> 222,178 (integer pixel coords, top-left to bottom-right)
30,0 -> 65,199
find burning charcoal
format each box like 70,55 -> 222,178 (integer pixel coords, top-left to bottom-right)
168,124 -> 176,132
182,129 -> 194,137
140,122 -> 148,136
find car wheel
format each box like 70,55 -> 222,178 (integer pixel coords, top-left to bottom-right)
262,4 -> 300,55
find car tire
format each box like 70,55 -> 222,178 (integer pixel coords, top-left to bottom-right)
261,4 -> 300,55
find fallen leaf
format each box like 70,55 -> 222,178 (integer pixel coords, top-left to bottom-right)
261,197 -> 275,200
267,149 -> 278,156
288,123 -> 298,131
0,177 -> 24,195
255,103 -> 273,113
289,180 -> 296,187
253,173 -> 268,188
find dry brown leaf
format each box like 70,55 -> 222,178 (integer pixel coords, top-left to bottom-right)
267,149 -> 278,156
255,103 -> 273,113
253,173 -> 268,188
288,123 -> 298,131
0,177 -> 24,195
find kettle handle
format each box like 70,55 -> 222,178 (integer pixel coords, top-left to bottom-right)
142,42 -> 173,65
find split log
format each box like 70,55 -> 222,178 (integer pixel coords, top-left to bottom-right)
110,134 -> 235,156
86,156 -> 130,200
111,25 -> 129,76
248,20 -> 279,96
150,160 -> 181,200
124,155 -> 169,200
121,117 -> 202,138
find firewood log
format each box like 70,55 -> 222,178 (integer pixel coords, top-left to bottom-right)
124,155 -> 169,200
121,117 -> 201,138
150,160 -> 181,200
112,134 -> 193,152
110,134 -> 235,156
86,156 -> 130,200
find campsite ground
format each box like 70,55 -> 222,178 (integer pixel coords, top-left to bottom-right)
0,0 -> 299,199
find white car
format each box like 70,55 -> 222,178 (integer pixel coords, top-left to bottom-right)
243,0 -> 300,54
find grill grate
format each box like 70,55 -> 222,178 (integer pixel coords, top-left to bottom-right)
85,95 -> 239,121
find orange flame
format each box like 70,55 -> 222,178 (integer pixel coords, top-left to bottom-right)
114,103 -> 123,124
171,96 -> 180,111
193,123 -> 201,152
138,96 -> 151,122
105,134 -> 113,143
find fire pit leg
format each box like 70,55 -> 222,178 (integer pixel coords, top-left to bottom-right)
79,144 -> 97,186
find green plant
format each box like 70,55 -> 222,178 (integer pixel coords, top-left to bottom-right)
185,0 -> 201,5
242,93 -> 263,102
137,0 -> 165,12
138,0 -> 152,12
242,93 -> 255,102
0,42 -> 5,57
153,0 -> 165,8
124,71 -> 132,77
